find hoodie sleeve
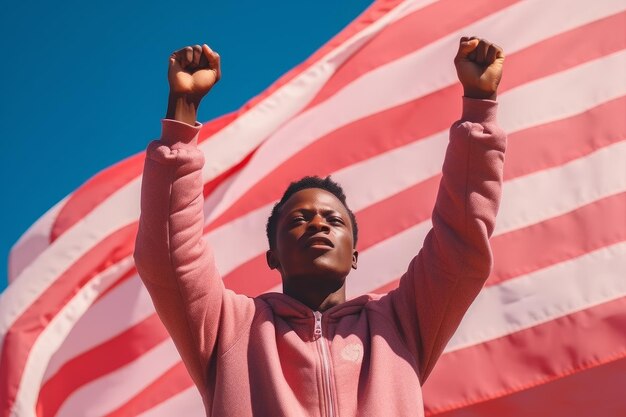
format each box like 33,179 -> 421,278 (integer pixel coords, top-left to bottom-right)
133,119 -> 255,398
387,97 -> 506,383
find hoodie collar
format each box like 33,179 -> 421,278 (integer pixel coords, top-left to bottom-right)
258,292 -> 374,321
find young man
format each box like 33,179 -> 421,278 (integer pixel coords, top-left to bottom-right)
134,37 -> 506,416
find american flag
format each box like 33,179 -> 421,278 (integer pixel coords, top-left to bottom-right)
2,0 -> 625,416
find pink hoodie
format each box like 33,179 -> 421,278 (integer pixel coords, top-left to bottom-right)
134,98 -> 506,417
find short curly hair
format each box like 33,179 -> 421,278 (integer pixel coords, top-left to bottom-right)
266,176 -> 358,249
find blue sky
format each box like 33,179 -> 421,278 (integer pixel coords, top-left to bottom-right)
0,0 -> 372,290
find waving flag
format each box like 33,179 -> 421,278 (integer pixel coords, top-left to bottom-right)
2,0 -> 625,416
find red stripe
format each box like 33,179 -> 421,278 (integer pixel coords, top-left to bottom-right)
372,277 -> 400,295
202,143 -> 257,200
204,15 -> 626,233
503,97 -> 626,180
94,268 -> 138,303
490,192 -> 626,285
498,12 -> 626,92
36,315 -> 169,417
197,111 -> 239,144
427,356 -> 626,417
101,363 -> 192,417
422,297 -> 626,414
50,154 -> 145,243
306,0 -> 519,108
0,223 -> 137,417
374,191 -> 626,294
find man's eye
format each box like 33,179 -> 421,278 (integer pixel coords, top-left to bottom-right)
292,217 -> 305,223
329,217 -> 344,224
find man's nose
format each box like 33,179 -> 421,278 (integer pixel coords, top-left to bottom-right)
307,214 -> 330,232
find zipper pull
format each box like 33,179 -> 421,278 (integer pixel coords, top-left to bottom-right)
313,311 -> 322,340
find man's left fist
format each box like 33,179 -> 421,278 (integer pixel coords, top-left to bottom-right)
454,37 -> 504,100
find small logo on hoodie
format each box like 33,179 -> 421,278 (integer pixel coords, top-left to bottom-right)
341,343 -> 363,363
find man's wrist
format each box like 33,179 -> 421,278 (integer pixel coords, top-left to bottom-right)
463,87 -> 497,101
166,93 -> 202,125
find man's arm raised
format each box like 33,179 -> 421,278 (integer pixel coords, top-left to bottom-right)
134,44 -> 254,398
387,37 -> 506,382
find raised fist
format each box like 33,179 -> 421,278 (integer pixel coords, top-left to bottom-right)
168,44 -> 221,100
454,37 -> 504,100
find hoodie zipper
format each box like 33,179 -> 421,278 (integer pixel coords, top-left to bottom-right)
314,311 -> 335,417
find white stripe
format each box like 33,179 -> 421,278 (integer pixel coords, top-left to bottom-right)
8,196 -> 68,282
205,0 -> 626,224
55,338 -> 180,417
346,139 -> 626,296
9,256 -> 134,417
42,274 -> 156,384
446,242 -> 626,352
208,204 -> 273,275
496,140 -> 626,235
497,50 -> 626,136
347,220 -> 432,298
136,387 -> 204,417
209,52 -> 626,276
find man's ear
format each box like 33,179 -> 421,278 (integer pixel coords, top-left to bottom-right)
266,250 -> 280,270
351,250 -> 359,270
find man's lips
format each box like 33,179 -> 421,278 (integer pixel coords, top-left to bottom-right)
304,236 -> 334,248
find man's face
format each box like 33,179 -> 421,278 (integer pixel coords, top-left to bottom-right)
267,188 -> 358,283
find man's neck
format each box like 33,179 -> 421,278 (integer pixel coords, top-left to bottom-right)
282,279 -> 346,312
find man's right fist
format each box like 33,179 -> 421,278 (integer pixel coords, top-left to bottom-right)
168,44 -> 221,100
